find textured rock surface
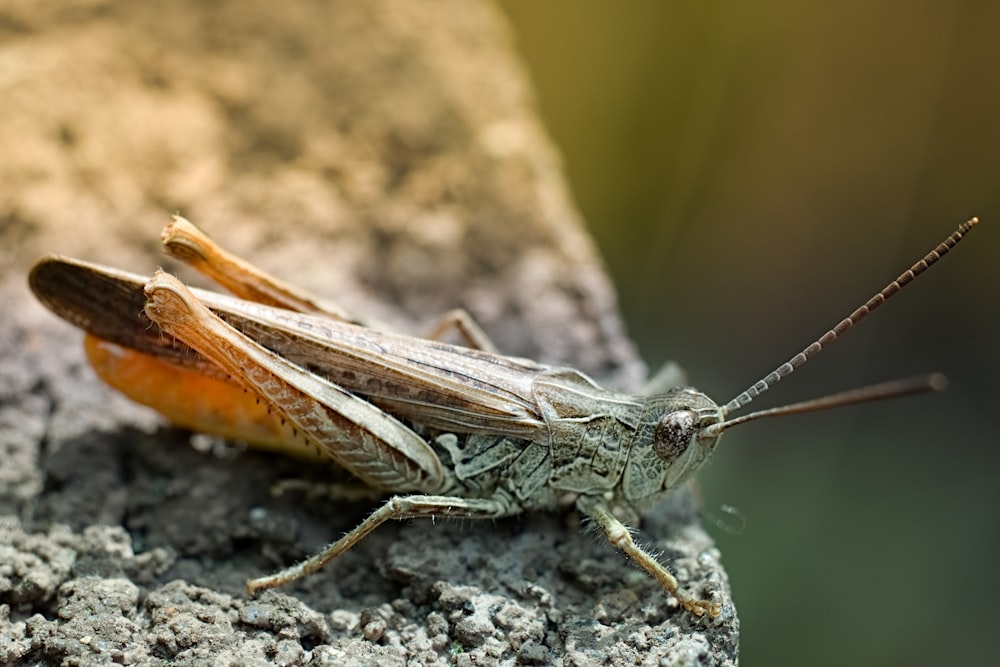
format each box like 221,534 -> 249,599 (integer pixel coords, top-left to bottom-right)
0,1 -> 738,664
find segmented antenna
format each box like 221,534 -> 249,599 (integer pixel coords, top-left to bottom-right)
720,217 -> 979,418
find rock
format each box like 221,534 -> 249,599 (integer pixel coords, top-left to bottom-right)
0,1 -> 738,664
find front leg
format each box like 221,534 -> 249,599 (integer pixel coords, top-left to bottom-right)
577,496 -> 722,618
642,361 -> 687,395
247,492 -> 518,594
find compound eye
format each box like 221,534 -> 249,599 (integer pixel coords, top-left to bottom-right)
653,410 -> 695,461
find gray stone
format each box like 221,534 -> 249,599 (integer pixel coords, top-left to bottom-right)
0,1 -> 738,664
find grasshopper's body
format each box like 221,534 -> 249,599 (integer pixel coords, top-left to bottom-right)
29,216 -> 979,618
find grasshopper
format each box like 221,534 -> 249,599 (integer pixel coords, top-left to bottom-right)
28,216 -> 979,618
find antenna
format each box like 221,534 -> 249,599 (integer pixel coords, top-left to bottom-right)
702,373 -> 947,437
705,217 -> 979,434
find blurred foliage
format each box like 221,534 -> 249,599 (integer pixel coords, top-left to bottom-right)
501,2 -> 1000,665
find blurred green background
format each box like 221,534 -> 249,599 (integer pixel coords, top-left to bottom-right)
500,2 -> 999,665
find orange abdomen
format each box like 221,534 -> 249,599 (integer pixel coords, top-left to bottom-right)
84,334 -> 324,461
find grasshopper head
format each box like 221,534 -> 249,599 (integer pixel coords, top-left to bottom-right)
619,218 -> 977,510
621,389 -> 724,506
